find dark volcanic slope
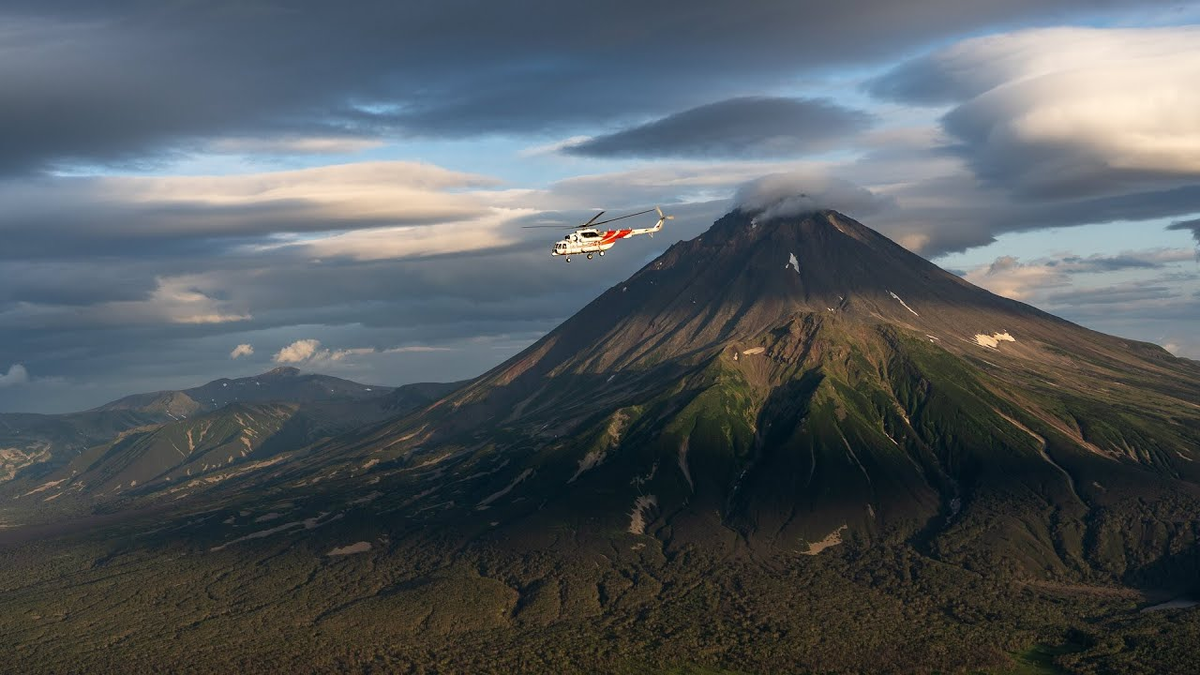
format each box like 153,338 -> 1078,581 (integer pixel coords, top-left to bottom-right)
181,208 -> 1200,578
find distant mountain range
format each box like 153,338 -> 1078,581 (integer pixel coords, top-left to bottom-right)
0,367 -> 458,516
2,209 -> 1198,674
94,365 -> 393,416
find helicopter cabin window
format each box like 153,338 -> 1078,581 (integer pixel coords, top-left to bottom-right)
580,231 -> 600,238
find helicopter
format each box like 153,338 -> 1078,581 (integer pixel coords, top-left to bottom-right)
523,207 -> 673,262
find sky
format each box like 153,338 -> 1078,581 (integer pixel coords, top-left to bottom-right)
2,1 -> 1199,412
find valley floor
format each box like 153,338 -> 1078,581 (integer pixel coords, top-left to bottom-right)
2,517 -> 1197,675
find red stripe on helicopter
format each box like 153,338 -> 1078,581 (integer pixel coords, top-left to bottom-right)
599,229 -> 633,245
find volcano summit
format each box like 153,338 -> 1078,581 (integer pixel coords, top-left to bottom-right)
3,209 -> 1199,674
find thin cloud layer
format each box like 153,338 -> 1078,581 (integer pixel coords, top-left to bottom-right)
0,162 -> 500,261
564,97 -> 872,159
734,172 -> 894,220
961,249 -> 1197,304
272,338 -> 452,366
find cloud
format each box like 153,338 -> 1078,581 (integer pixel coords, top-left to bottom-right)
229,343 -> 254,359
107,275 -> 252,326
518,136 -> 593,158
733,171 -> 894,221
1056,249 -> 1196,272
961,255 -> 1069,300
273,339 -> 452,365
0,274 -> 251,330
0,161 -> 501,261
563,97 -> 872,159
0,2 -> 1178,176
960,249 -> 1197,301
206,136 -> 384,156
870,26 -> 1200,197
271,207 -> 537,261
274,339 -> 322,364
1045,283 -> 1177,306
1168,217 -> 1200,253
0,364 -> 29,388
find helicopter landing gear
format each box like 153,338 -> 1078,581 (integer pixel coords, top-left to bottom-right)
565,257 -> 571,263
599,251 -> 604,256
586,253 -> 593,260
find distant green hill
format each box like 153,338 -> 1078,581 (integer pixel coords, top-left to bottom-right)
0,369 -> 458,517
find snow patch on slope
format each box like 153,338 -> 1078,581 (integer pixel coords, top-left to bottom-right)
887,290 -> 919,317
995,409 -> 1082,504
327,541 -> 372,556
786,252 -> 800,274
801,525 -> 847,555
570,448 -> 606,483
477,468 -> 533,509
349,490 -> 383,505
569,410 -> 628,483
22,479 -> 66,497
628,495 -> 657,535
975,332 -> 1016,348
210,512 -> 343,552
678,439 -> 694,492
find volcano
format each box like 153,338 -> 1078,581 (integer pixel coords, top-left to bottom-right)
315,209 -> 1200,564
5,209 -> 1200,674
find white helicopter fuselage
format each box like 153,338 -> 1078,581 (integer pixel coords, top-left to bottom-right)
551,210 -> 668,260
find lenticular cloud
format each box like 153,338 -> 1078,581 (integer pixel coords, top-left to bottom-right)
872,26 -> 1200,197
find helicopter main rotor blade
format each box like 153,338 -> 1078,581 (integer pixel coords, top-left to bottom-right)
521,207 -> 657,229
577,210 -> 606,228
590,208 -> 655,227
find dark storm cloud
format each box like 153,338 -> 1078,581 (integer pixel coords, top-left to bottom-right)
1168,217 -> 1200,245
0,1 -> 1179,175
0,260 -> 155,307
563,97 -> 872,159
